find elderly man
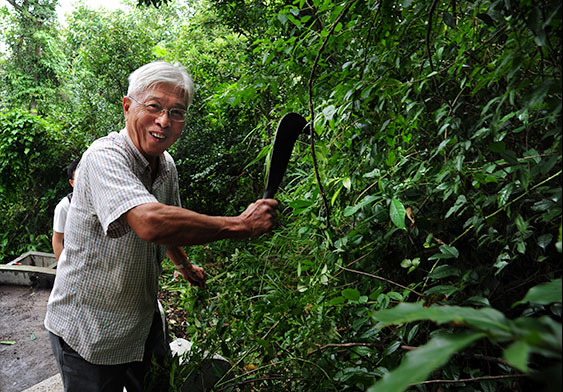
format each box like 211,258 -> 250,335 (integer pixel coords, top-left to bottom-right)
45,61 -> 278,391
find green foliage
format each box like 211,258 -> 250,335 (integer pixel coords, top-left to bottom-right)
58,4 -> 167,140
0,0 -> 61,112
0,108 -> 72,261
368,280 -> 562,391
163,0 -> 561,390
0,0 -> 561,390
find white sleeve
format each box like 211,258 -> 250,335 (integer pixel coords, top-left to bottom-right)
53,197 -> 70,233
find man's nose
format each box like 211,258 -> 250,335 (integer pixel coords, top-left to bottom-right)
155,109 -> 171,127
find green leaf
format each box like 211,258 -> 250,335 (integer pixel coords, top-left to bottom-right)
494,252 -> 511,275
385,150 -> 397,166
477,13 -> 496,26
1,341 -> 16,345
443,11 -> 455,28
503,340 -> 530,372
368,332 -> 484,392
537,234 -> 553,250
445,195 -> 466,218
428,265 -> 460,279
382,340 -> 402,356
514,278 -> 562,306
556,225 -> 562,253
424,285 -> 459,297
465,296 -> 491,307
371,302 -> 510,333
327,296 -> 346,306
401,258 -> 421,274
497,183 -> 514,207
500,150 -> 519,166
439,244 -> 459,258
344,195 -> 379,217
489,141 -> 505,153
342,288 -> 361,301
322,105 -> 336,121
390,198 -> 406,230
514,215 -> 528,233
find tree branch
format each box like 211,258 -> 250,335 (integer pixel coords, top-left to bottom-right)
417,373 -> 526,385
308,342 -> 388,356
337,265 -> 425,297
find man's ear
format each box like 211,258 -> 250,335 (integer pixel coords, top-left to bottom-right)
123,96 -> 131,117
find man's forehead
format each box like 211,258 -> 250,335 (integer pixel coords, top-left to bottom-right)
140,84 -> 188,105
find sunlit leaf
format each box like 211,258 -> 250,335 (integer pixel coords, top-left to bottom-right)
537,234 -> 553,250
390,198 -> 406,230
344,195 -> 379,217
497,184 -> 514,207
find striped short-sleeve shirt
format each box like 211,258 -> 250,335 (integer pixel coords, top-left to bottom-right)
45,128 -> 181,365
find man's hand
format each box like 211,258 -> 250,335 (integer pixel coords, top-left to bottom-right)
239,198 -> 279,237
178,263 -> 206,289
167,246 -> 206,288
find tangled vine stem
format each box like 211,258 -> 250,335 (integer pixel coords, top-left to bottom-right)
416,374 -> 526,385
338,265 -> 425,298
307,0 -> 358,232
426,0 -> 439,72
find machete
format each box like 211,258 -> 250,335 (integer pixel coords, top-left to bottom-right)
263,112 -> 307,199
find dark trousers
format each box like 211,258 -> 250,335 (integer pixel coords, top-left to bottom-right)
49,311 -> 170,392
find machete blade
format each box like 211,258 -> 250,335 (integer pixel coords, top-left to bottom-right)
263,112 -> 307,199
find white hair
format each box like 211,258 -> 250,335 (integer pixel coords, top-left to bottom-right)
127,61 -> 195,106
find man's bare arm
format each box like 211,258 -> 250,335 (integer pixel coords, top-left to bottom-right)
124,199 -> 277,247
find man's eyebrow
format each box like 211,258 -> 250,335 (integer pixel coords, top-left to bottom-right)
144,96 -> 187,109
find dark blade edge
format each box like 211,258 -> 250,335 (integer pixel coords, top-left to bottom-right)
263,113 -> 307,198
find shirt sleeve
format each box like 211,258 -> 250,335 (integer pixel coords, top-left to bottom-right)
80,145 -> 158,238
53,197 -> 70,233
166,153 -> 182,209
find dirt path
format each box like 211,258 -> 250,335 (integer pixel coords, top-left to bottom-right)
0,285 -> 58,392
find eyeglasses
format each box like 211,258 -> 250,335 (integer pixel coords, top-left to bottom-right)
128,96 -> 187,122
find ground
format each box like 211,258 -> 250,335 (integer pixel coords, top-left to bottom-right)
0,284 -> 189,392
0,286 -> 57,392
158,288 -> 189,342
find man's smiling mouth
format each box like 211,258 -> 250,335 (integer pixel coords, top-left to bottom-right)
150,132 -> 165,140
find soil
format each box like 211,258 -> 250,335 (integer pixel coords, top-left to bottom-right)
0,285 -> 58,392
157,289 -> 189,342
0,285 -> 189,392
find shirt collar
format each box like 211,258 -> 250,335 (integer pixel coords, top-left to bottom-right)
119,129 -> 169,182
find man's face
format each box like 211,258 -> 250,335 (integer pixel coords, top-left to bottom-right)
123,84 -> 187,162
